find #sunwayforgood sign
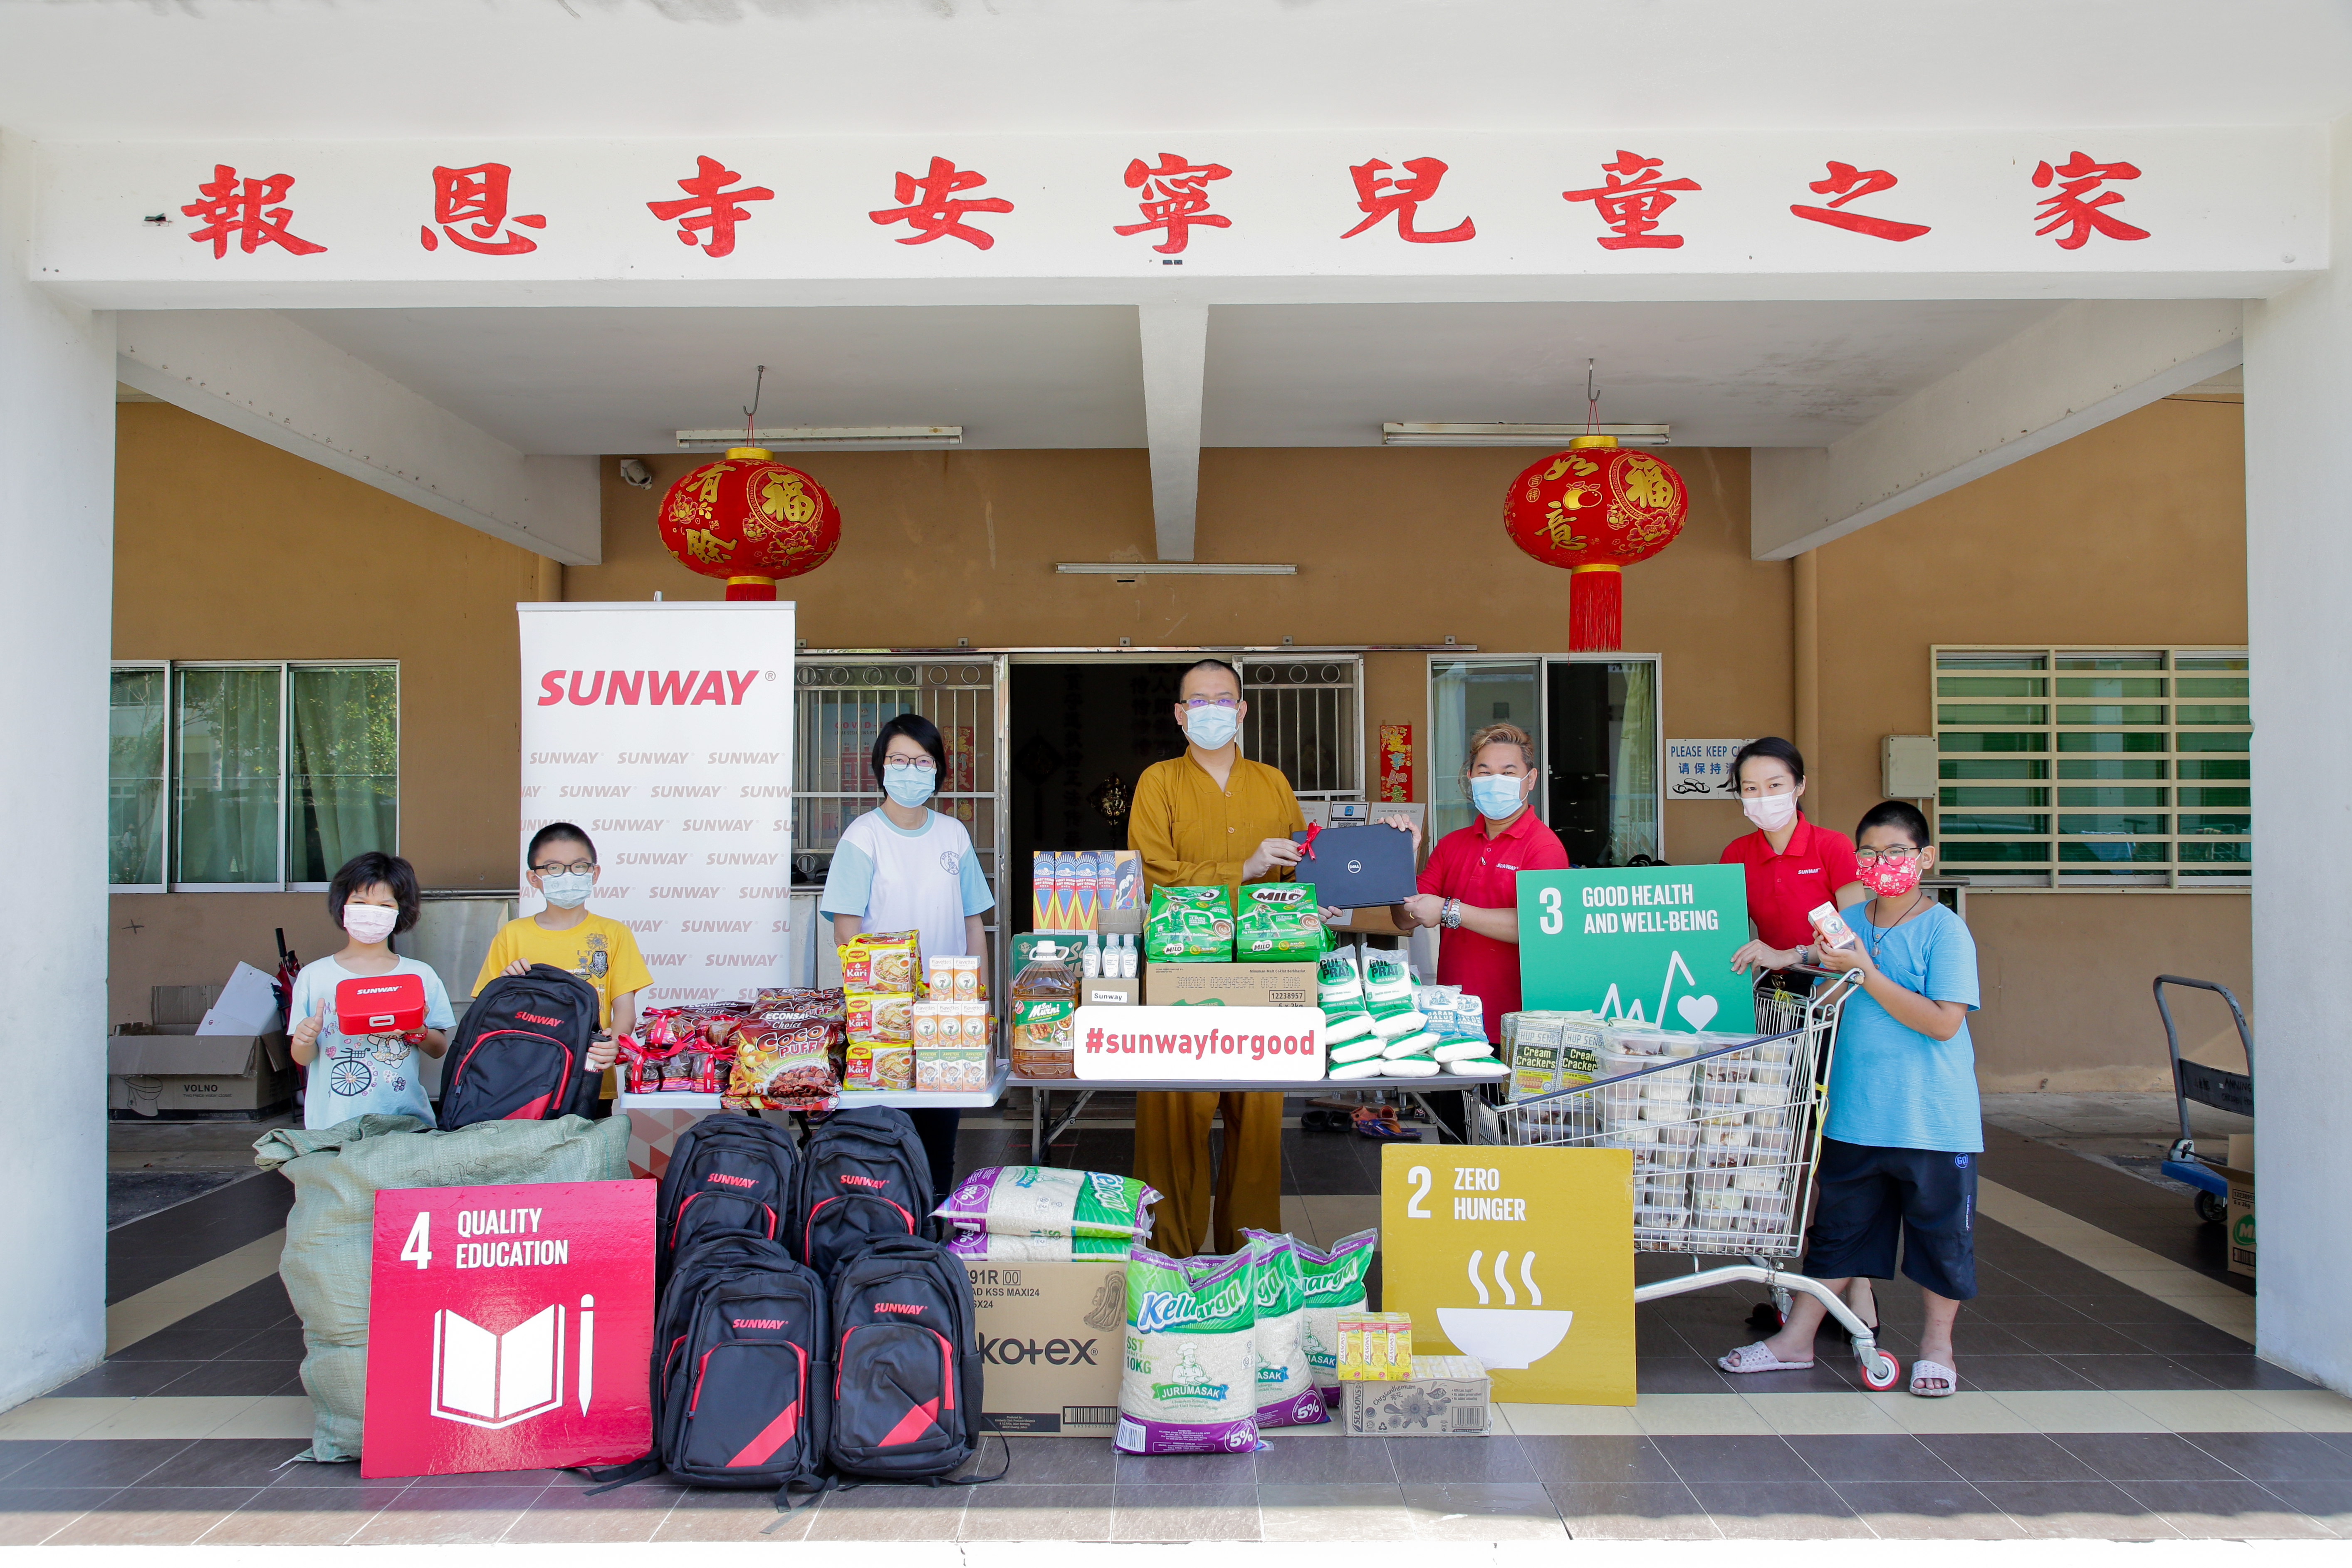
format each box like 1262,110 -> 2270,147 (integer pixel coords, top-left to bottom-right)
1071,1004 -> 1325,1082
516,603 -> 797,1008
361,1180 -> 655,1478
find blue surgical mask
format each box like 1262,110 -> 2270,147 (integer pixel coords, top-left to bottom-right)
1470,774 -> 1527,820
537,870 -> 594,909
883,766 -> 936,808
1183,705 -> 1240,750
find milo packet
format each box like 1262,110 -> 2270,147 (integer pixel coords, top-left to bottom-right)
1234,883 -> 1325,958
1145,884 -> 1235,963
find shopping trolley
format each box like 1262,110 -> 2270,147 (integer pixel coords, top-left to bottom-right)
2152,975 -> 2256,1225
1467,966 -> 1902,1391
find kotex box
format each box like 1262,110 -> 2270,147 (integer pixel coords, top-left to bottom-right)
963,1260 -> 1125,1435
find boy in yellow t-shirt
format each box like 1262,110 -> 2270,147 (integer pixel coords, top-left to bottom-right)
475,824 -> 650,1076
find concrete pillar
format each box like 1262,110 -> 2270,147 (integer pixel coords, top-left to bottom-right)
0,131 -> 116,1404
2241,111 -> 2352,1394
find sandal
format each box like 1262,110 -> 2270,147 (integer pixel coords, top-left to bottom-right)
1909,1358 -> 1957,1397
1717,1341 -> 1815,1375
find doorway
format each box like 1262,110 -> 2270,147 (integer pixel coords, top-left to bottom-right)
1429,654 -> 1662,866
1008,661 -> 1191,930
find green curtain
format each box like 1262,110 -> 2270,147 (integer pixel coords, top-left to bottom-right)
109,669 -> 168,884
176,668 -> 281,884
1609,660 -> 1660,865
289,667 -> 399,883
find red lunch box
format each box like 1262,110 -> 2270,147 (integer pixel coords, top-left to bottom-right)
336,973 -> 427,1035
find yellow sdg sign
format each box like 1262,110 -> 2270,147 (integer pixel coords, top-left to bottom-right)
1380,1144 -> 1635,1405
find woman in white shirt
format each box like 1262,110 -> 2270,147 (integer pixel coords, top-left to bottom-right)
819,713 -> 995,1198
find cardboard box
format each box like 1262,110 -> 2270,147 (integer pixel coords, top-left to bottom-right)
963,1260 -> 1125,1434
2221,1141 -> 2256,1278
1342,1355 -> 1492,1436
108,1023 -> 293,1117
1145,961 -> 1318,1009
1081,977 -> 1139,1007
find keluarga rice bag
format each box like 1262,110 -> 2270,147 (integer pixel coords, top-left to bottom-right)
1242,1231 -> 1327,1427
1116,1247 -> 1261,1454
1296,1227 -> 1377,1404
934,1165 -> 1161,1242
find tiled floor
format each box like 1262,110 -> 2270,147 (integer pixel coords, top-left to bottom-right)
4,1096 -> 2341,1544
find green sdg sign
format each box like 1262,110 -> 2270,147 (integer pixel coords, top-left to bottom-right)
1515,865 -> 1756,1034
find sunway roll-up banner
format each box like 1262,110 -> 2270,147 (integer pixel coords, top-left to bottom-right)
516,603 -> 796,1008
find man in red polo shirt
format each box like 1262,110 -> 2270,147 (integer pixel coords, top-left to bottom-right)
1395,722 -> 1571,1041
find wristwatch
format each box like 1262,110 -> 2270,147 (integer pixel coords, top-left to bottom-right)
1440,898 -> 1463,930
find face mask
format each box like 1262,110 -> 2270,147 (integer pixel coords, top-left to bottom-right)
538,870 -> 595,909
1469,774 -> 1526,820
1182,704 -> 1240,751
342,903 -> 399,944
1741,792 -> 1799,833
1860,854 -> 1925,898
883,767 -> 936,808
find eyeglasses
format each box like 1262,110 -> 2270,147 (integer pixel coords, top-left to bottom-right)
1853,847 -> 1924,866
1181,696 -> 1240,710
532,859 -> 597,876
883,758 -> 937,774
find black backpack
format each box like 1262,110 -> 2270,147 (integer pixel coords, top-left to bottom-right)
653,1235 -> 832,1495
655,1114 -> 799,1288
438,964 -> 601,1129
794,1106 -> 936,1276
826,1237 -> 990,1482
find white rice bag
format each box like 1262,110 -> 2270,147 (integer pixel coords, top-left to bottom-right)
1330,1037 -> 1386,1065
1444,1058 -> 1511,1078
1369,1009 -> 1428,1041
1296,1227 -> 1376,1402
1432,1037 -> 1495,1062
1380,1057 -> 1442,1077
1116,1247 -> 1260,1455
935,1165 -> 1160,1241
1329,1059 -> 1386,1080
1241,1232 -> 1326,1427
1380,1031 -> 1439,1059
1322,1009 -> 1375,1045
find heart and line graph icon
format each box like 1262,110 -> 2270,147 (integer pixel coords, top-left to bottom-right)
1595,949 -> 1719,1030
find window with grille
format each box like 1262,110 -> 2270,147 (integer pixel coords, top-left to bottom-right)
1932,648 -> 2249,890
1237,657 -> 1362,805
791,657 -> 1003,894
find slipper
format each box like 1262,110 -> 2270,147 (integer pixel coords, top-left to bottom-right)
1909,1358 -> 1957,1397
1717,1342 -> 1815,1374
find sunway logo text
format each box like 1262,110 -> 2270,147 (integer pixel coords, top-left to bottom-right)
537,670 -> 762,707
838,1174 -> 888,1189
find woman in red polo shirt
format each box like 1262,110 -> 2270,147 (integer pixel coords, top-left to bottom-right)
1721,737 -> 1866,980
1395,722 -> 1572,1039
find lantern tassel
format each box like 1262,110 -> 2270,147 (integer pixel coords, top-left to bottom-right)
725,575 -> 778,601
1569,564 -> 1622,652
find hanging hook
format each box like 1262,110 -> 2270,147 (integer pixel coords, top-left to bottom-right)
1585,358 -> 1600,433
742,364 -> 766,444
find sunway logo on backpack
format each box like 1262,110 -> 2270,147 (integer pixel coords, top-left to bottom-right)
838,1174 -> 889,1189
731,1318 -> 788,1330
516,1012 -> 565,1028
705,1172 -> 759,1189
873,1303 -> 926,1316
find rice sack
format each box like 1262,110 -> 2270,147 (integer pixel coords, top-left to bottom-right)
935,1165 -> 1160,1242
1235,883 -> 1325,959
1116,1247 -> 1260,1454
1145,885 -> 1236,963
1243,1231 -> 1327,1427
943,1228 -> 1135,1262
1296,1227 -> 1377,1403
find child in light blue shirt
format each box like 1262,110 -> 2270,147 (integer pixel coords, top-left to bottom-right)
287,851 -> 456,1130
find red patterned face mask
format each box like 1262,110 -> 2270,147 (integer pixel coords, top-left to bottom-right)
1859,854 -> 1924,898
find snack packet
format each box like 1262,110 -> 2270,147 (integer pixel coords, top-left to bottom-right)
841,930 -> 921,994
727,1020 -> 840,1102
846,992 -> 914,1044
1145,885 -> 1236,963
1234,883 -> 1325,959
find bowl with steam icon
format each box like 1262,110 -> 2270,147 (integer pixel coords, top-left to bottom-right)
1436,1249 -> 1575,1371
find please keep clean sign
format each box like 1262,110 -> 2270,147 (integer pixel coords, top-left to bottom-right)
1515,865 -> 1755,1035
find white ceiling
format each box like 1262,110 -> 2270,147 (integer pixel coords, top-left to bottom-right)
282,298 -> 2064,452
5,0 -> 2349,140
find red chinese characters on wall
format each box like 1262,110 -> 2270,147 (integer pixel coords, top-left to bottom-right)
1114,153 -> 1232,254
1561,151 -> 1699,250
1789,161 -> 1931,241
868,156 -> 1014,250
2032,152 -> 2149,249
647,156 -> 774,259
420,164 -> 546,255
1377,723 -> 1414,804
181,166 -> 327,258
1340,158 -> 1475,243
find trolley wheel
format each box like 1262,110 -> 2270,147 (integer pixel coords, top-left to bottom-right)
2195,1190 -> 2228,1226
1857,1350 -> 1903,1392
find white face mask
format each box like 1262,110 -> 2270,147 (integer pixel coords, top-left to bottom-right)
538,870 -> 595,909
1182,703 -> 1241,751
1741,792 -> 1800,833
342,903 -> 400,944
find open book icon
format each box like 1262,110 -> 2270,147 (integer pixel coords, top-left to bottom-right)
430,1304 -> 566,1429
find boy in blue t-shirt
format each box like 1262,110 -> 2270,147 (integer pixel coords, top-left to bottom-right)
1718,799 -> 1981,1397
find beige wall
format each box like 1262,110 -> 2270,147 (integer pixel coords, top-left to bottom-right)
113,398 -> 2248,1085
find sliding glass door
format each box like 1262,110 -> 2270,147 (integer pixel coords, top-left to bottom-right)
1427,655 -> 1662,866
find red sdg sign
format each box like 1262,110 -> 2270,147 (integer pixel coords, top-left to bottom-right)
363,1180 -> 655,1479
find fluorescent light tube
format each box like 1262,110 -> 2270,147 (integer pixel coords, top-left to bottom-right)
1382,422 -> 1671,447
675,425 -> 962,450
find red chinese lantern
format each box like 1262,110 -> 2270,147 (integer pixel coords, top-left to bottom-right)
655,446 -> 842,600
1503,435 -> 1689,651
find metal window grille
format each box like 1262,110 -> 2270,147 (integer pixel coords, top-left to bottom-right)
1932,646 -> 2249,890
1237,656 -> 1362,804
